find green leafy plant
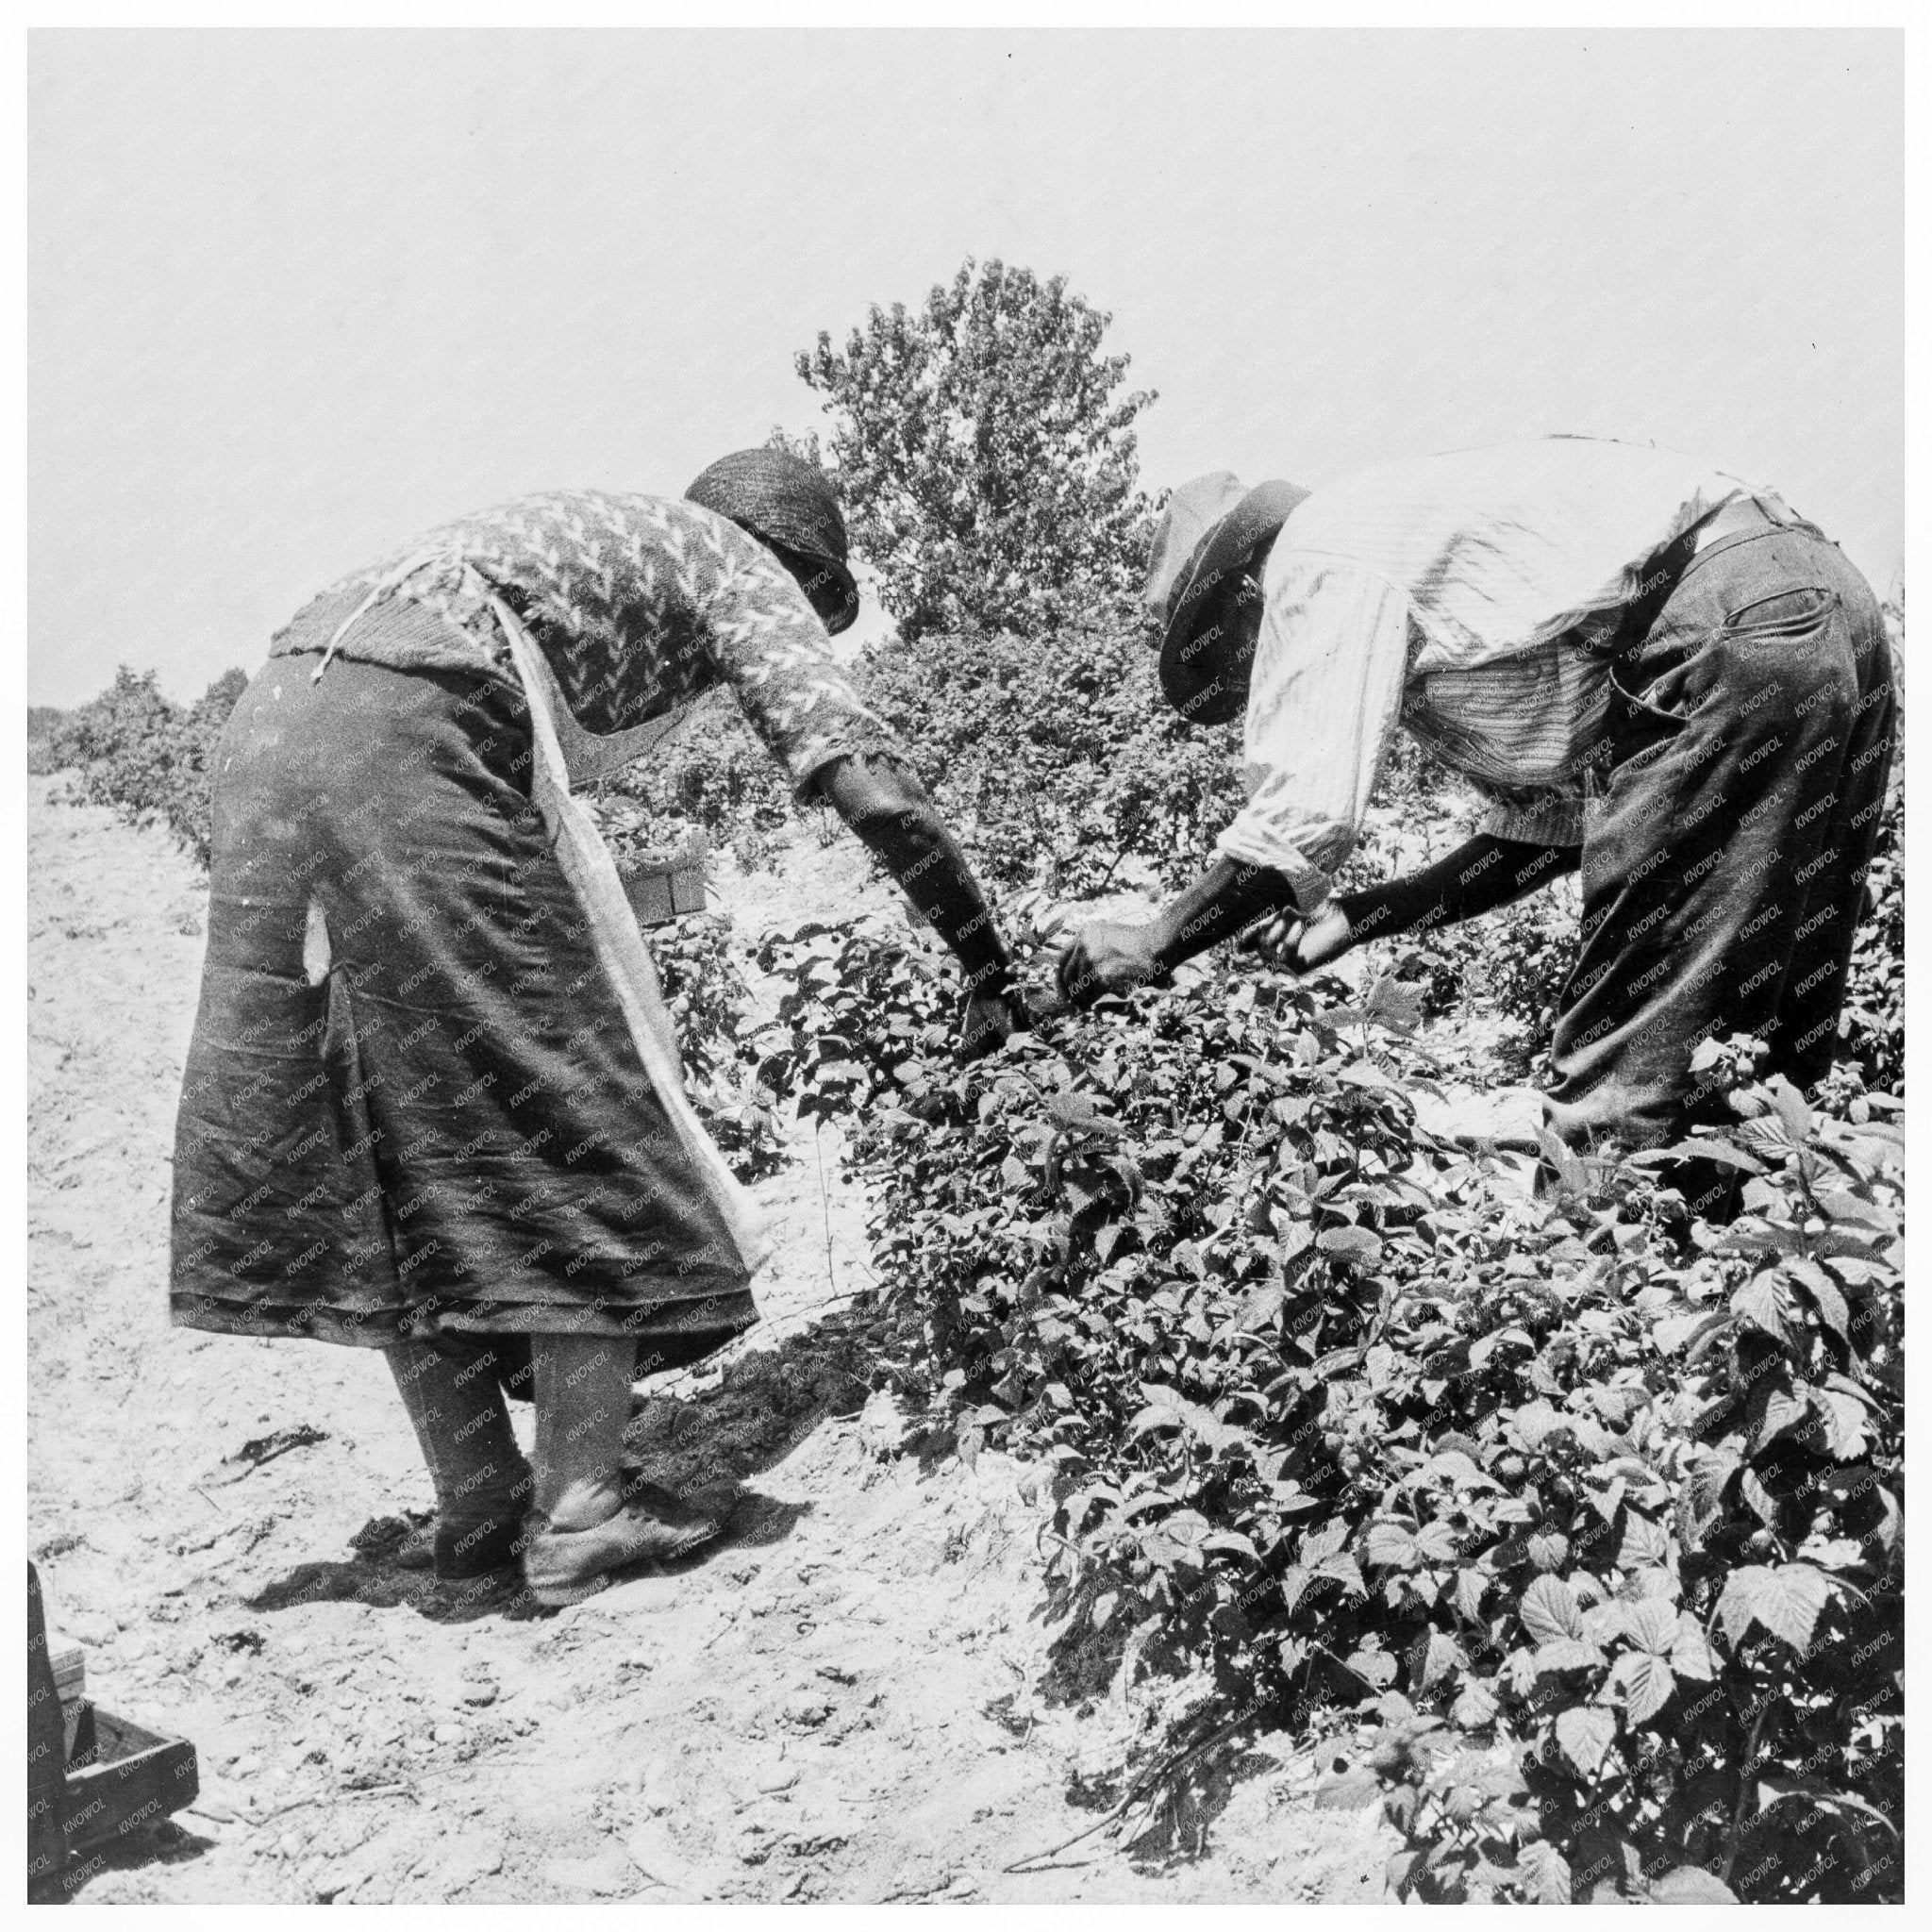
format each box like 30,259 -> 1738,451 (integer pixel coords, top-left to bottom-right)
44,666 -> 248,871
858,617 -> 1244,894
646,910 -> 790,1183
1838,754 -> 1904,1094
594,696 -> 799,874
753,909 -> 1903,1903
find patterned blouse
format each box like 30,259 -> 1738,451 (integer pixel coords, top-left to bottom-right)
266,491 -> 897,796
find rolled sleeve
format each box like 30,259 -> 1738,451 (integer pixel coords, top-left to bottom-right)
1476,791 -> 1586,846
1214,558 -> 1411,911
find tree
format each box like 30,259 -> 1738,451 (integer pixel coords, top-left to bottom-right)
794,258 -> 1157,642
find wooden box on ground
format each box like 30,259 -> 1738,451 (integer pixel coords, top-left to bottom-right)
617,829 -> 709,929
27,1568 -> 202,1897
61,1707 -> 200,1856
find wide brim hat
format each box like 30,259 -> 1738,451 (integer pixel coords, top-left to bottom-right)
685,448 -> 861,635
1145,473 -> 1309,725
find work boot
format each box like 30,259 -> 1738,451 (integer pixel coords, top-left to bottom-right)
396,1468 -> 693,1575
393,1481 -> 535,1581
521,1484 -> 729,1607
386,1338 -> 532,1581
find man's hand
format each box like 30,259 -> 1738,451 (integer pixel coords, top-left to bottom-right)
1241,901 -> 1353,973
1056,919 -> 1165,1008
958,985 -> 1029,1063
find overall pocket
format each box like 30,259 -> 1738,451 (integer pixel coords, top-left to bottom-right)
1607,653 -> 1693,761
1719,584 -> 1838,642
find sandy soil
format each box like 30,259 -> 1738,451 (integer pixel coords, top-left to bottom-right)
26,776 -> 1392,1906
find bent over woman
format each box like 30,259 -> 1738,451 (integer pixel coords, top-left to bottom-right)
171,450 -> 1023,1606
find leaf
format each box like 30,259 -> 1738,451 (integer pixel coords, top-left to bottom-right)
1645,1865 -> 1738,1904
1717,1483 -> 1770,1554
1754,1782 -> 1901,1842
1363,974 -> 1424,1034
1669,1614 -> 1716,1681
1232,1278 -> 1286,1332
1451,1567 -> 1487,1621
1046,1090 -> 1111,1133
1362,1523 -> 1417,1570
1811,1384 -> 1872,1459
1415,1521 -> 1466,1564
1409,1629 -> 1462,1690
1520,1573 -> 1584,1644
1533,1637 -> 1607,1675
1737,1113 -> 1798,1159
1637,1136 -> 1765,1174
1783,1257 -> 1850,1341
1526,1529 -> 1570,1573
1753,1384 -> 1812,1453
1508,1401 -> 1567,1454
1346,1645 -> 1399,1689
1815,1187 -> 1891,1232
1620,1598 -> 1679,1656
1654,1308 -> 1728,1355
1318,1224 -> 1385,1268
1452,1678 -> 1500,1728
1517,1840 -> 1574,1906
1554,1704 -> 1618,1779
1608,1650 -> 1675,1724
1469,1324 -> 1531,1368
1765,1074 -> 1812,1148
1730,1271 -> 1790,1344
1091,1591 -> 1117,1629
1300,1516 -> 1352,1565
1278,1566 -> 1317,1618
1315,1554 -> 1366,1599
1686,1446 -> 1741,1526
1406,1448 -> 1503,1494
1716,1563 -> 1834,1653
1616,1513 -> 1672,1573
1127,1382 -> 1236,1452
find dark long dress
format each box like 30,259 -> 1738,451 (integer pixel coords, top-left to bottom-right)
169,493 -> 895,1370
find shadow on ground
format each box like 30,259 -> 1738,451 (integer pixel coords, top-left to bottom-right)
59,1816 -> 217,1901
245,1309 -> 875,1624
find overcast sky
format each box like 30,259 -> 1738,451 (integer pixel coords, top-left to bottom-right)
28,28 -> 1902,707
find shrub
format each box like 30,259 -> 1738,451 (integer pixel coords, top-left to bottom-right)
647,910 -> 790,1183
1838,754 -> 1904,1094
753,920 -> 1903,1903
45,666 -> 247,871
27,705 -> 67,774
593,696 -> 798,873
859,617 -> 1245,894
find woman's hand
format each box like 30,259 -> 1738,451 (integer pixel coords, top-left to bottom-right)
1241,901 -> 1353,973
1056,920 -> 1164,1008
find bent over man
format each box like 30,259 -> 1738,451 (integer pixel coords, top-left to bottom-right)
1058,436 -> 1893,1167
172,449 -> 1024,1606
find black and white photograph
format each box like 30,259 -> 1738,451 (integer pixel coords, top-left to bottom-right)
22,18 -> 1907,1907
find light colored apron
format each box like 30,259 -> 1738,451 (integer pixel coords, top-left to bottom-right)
313,558 -> 774,1278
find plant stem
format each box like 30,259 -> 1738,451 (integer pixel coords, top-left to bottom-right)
1719,1702 -> 1770,1887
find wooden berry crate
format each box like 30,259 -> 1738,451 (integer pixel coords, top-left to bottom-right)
61,1705 -> 200,1854
28,1566 -> 203,1897
617,829 -> 709,929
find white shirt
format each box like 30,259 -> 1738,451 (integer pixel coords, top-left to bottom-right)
1216,436 -> 1775,911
